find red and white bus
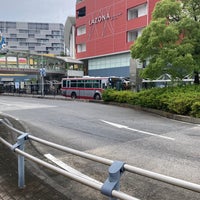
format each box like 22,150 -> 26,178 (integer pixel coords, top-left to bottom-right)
61,76 -> 123,100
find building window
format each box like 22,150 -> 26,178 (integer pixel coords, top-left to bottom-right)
127,28 -> 144,42
28,30 -> 39,34
128,9 -> 138,20
29,47 -> 35,50
28,43 -> 38,48
89,53 -> 130,70
19,29 -> 28,33
76,0 -> 83,3
127,30 -> 138,42
28,23 -> 49,30
127,28 -> 143,42
20,42 -> 28,46
18,38 -> 26,42
28,34 -> 35,38
77,25 -> 86,36
0,22 -> 5,29
77,43 -> 86,53
77,7 -> 86,18
6,22 -> 16,29
52,43 -> 60,47
52,30 -> 60,35
10,34 -> 17,38
37,39 -> 49,43
9,38 -> 18,42
46,35 -> 53,39
128,4 -> 147,20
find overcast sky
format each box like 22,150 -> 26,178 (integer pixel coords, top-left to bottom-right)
0,0 -> 76,24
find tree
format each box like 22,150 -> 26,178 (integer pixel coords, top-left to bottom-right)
131,0 -> 200,83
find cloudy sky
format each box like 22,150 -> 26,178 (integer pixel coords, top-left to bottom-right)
0,0 -> 76,24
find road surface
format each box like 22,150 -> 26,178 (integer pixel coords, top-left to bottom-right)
0,96 -> 200,200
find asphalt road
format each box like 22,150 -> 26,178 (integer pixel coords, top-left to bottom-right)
0,96 -> 200,200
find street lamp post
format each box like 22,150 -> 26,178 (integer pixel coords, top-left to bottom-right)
40,67 -> 46,96
40,54 -> 46,96
39,42 -> 47,96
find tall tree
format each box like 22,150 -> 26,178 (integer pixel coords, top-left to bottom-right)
131,0 -> 200,83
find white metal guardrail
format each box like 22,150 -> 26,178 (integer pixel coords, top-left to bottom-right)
0,118 -> 200,200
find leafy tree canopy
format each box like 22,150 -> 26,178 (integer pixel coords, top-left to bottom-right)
131,0 -> 200,81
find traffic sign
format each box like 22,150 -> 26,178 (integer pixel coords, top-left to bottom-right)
39,68 -> 46,77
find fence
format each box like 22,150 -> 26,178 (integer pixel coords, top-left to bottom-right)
2,81 -> 61,96
0,118 -> 200,200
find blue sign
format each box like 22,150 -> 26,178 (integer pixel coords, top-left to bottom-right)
0,33 -> 8,54
0,34 -> 5,49
40,68 -> 46,77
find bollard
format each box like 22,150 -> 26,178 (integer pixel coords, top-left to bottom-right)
12,133 -> 29,188
101,161 -> 125,200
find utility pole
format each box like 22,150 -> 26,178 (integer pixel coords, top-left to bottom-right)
39,54 -> 46,96
39,42 -> 46,96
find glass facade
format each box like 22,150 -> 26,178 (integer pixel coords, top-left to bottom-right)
88,53 -> 130,77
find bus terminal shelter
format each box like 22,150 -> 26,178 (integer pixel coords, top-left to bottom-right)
0,51 -> 83,94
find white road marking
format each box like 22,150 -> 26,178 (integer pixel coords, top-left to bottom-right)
0,100 -> 56,111
0,100 -> 12,106
44,153 -> 101,184
101,120 -> 175,141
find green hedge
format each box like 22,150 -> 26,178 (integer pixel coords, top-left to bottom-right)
102,85 -> 200,118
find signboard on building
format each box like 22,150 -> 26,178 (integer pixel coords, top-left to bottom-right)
67,70 -> 84,77
0,33 -> 8,54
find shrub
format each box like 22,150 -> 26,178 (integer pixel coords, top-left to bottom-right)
114,91 -> 133,103
102,89 -> 116,102
102,85 -> 200,118
191,101 -> 200,118
167,95 -> 194,115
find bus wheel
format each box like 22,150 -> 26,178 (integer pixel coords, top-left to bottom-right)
71,92 -> 77,99
94,93 -> 101,100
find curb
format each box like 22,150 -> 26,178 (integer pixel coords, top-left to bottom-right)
101,102 -> 200,125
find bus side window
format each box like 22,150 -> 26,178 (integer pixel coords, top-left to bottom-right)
93,80 -> 100,88
71,80 -> 77,88
67,81 -> 70,88
85,80 -> 92,88
78,80 -> 84,88
63,80 -> 66,88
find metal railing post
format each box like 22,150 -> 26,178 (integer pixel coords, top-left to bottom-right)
12,133 -> 29,188
101,161 -> 125,200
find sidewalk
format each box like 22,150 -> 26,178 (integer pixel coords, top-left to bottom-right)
2,92 -> 67,100
0,116 -> 70,200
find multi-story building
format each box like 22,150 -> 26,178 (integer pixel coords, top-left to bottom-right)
0,21 -> 64,55
64,17 -> 76,58
74,0 -> 159,77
